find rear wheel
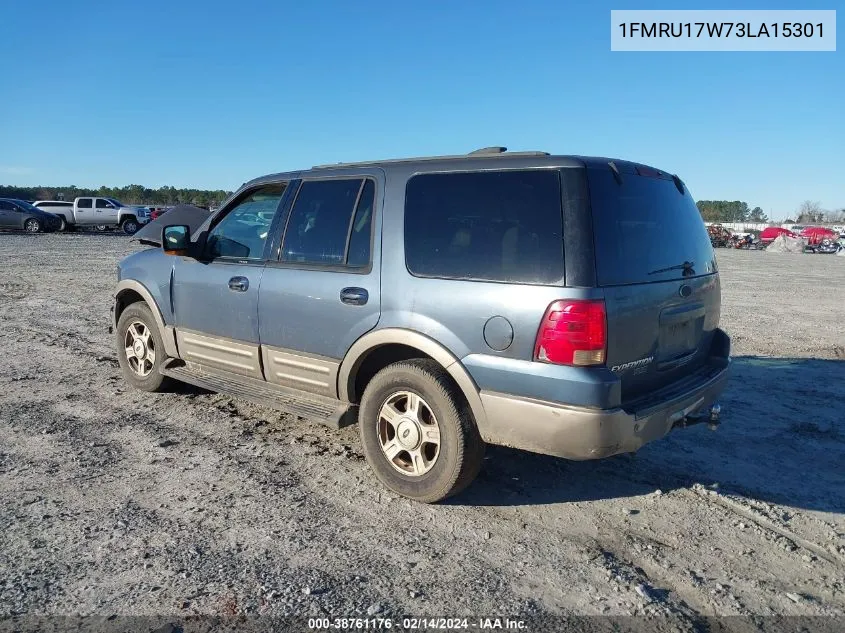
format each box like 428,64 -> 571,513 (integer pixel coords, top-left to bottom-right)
358,359 -> 485,503
24,218 -> 41,233
115,303 -> 172,392
93,224 -> 108,232
56,217 -> 67,231
121,217 -> 139,234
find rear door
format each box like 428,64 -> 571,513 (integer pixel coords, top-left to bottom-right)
587,163 -> 721,405
75,198 -> 93,224
258,174 -> 382,397
0,201 -> 16,227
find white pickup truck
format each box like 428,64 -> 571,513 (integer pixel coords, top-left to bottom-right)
32,197 -> 151,234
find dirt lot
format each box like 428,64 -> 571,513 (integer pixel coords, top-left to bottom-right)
1,234 -> 844,624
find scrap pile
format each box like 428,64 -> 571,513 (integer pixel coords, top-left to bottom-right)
765,233 -> 806,254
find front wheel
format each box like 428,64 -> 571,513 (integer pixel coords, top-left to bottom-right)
358,359 -> 485,503
24,218 -> 41,233
93,224 -> 108,232
115,303 -> 172,392
121,217 -> 139,234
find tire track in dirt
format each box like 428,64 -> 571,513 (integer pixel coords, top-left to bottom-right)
687,485 -> 845,569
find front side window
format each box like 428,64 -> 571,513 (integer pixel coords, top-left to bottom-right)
281,178 -> 372,266
95,199 -> 113,209
206,183 -> 286,260
77,198 -> 93,209
404,170 -> 564,284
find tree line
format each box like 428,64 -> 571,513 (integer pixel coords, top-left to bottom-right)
697,200 -> 844,225
0,184 -> 232,207
696,201 -> 769,223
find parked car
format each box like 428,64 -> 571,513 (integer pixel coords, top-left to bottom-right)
111,147 -> 730,502
800,226 -> 839,248
149,207 -> 169,221
0,198 -> 63,232
759,226 -> 797,244
34,197 -> 151,233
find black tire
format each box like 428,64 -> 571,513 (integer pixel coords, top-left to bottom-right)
24,218 -> 41,233
94,224 -> 108,232
358,359 -> 485,503
121,217 -> 139,234
55,216 -> 67,231
115,303 -> 172,393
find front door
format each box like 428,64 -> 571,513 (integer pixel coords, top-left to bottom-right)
95,198 -> 119,224
171,182 -> 288,379
258,175 -> 382,397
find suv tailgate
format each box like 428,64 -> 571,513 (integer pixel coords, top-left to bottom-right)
586,162 -> 721,405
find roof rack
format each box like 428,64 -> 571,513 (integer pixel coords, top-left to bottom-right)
312,147 -> 550,169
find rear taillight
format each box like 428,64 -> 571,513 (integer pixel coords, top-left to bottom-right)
534,300 -> 607,367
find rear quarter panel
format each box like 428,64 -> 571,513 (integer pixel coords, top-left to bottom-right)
376,163 -> 621,407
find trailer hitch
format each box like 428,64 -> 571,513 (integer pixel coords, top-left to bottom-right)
673,404 -> 721,431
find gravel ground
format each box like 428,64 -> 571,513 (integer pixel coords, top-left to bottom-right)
1,234 -> 844,624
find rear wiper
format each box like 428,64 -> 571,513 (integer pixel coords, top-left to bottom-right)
648,261 -> 694,275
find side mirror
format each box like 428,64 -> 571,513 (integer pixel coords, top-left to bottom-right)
162,225 -> 191,255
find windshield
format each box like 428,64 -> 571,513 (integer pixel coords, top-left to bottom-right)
588,167 -> 717,286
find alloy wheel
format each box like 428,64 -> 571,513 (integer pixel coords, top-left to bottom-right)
124,320 -> 156,377
377,391 -> 441,476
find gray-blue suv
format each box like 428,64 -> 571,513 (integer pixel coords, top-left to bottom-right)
113,147 -> 730,502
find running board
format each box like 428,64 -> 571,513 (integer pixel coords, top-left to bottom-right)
161,361 -> 357,429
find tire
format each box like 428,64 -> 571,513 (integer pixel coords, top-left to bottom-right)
115,303 -> 172,393
358,359 -> 485,503
54,217 -> 67,231
24,218 -> 41,233
121,217 -> 139,234
94,224 -> 108,232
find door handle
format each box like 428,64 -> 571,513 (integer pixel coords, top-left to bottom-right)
340,287 -> 368,306
228,276 -> 249,292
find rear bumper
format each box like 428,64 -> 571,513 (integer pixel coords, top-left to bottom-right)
478,359 -> 730,460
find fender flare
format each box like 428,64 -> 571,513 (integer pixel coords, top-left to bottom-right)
114,280 -> 179,358
337,328 -> 488,431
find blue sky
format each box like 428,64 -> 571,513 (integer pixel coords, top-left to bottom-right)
1,0 -> 841,220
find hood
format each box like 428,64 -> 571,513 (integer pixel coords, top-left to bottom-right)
132,204 -> 212,247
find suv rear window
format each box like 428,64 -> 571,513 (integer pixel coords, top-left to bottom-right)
404,170 -> 564,284
587,167 -> 716,286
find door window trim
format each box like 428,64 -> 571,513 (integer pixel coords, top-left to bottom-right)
269,175 -> 378,275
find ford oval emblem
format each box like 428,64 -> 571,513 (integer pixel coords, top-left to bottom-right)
679,285 -> 692,298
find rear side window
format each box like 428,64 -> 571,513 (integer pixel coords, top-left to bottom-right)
404,170 -> 564,284
77,198 -> 92,208
282,178 -> 371,266
587,168 -> 717,286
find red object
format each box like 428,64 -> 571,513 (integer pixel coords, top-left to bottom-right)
150,207 -> 167,221
800,226 -> 838,245
759,227 -> 796,244
534,300 -> 607,367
